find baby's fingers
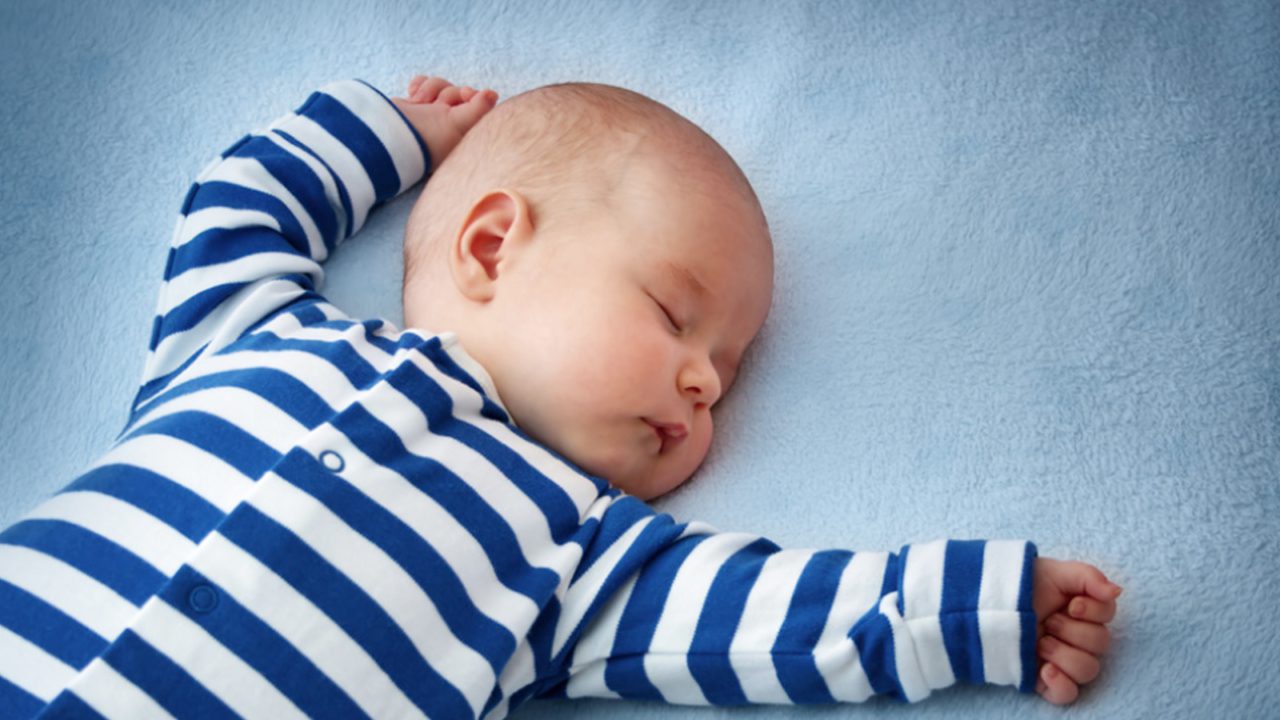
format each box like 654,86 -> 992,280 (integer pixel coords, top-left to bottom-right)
1068,595 -> 1116,624
1039,635 -> 1100,685
1046,613 -> 1111,655
1036,662 -> 1079,705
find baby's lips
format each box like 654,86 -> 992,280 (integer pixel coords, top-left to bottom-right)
644,418 -> 688,453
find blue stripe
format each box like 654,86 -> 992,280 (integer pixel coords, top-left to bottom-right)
154,280 -> 251,343
773,550 -> 849,703
217,503 -> 474,718
687,537 -> 781,705
0,519 -> 163,607
276,128 -> 356,239
360,318 -> 400,355
167,226 -> 306,278
418,337 -> 515,425
184,181 -> 311,255
296,90 -> 401,203
328,402 -> 562,606
572,495 -> 652,583
156,566 -> 370,720
122,411 -> 280,481
849,549 -> 906,701
66,465 -> 223,543
273,448 -> 518,674
29,690 -> 105,719
850,613 -> 902,701
229,330 -> 380,391
357,79 -> 432,177
232,134 -> 340,251
940,540 -> 986,685
0,674 -> 44,720
605,529 -> 708,700
291,302 -> 327,325
131,367 -> 334,434
1018,542 -> 1039,693
219,133 -> 252,159
0,579 -> 105,669
105,630 -> 238,719
383,359 -> 584,544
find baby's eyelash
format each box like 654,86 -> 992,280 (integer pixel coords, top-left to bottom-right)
653,297 -> 681,331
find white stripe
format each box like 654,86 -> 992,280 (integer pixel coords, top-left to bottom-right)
813,639 -> 875,703
553,517 -> 654,657
901,539 -> 954,689
127,386 -> 308,455
0,544 -> 137,640
299,425 -> 544,638
68,659 -> 176,720
89,434 -> 252,514
563,574 -> 638,700
248,475 -> 493,715
265,131 -> 348,240
131,600 -> 306,720
646,533 -> 758,705
0,623 -> 78,702
173,206 -> 281,250
728,549 -> 810,703
979,540 -> 1028,686
650,532 -> 758,655
287,323 -> 399,370
164,252 -> 320,311
320,80 -> 427,195
267,113 -> 374,231
815,551 -> 886,702
23,491 -> 195,576
494,642 -> 538,709
883,592 -> 931,702
191,531 -> 423,719
200,155 -> 326,261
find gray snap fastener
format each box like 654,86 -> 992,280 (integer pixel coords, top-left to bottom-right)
319,450 -> 345,472
188,584 -> 219,613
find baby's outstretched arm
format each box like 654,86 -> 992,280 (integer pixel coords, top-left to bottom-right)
1032,557 -> 1122,705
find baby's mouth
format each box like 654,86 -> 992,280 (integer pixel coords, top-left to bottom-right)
644,418 -> 688,454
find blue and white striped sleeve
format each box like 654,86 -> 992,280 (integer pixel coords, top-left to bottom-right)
543,503 -> 1039,706
134,80 -> 429,410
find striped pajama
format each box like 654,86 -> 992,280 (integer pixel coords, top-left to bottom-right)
0,80 -> 1039,719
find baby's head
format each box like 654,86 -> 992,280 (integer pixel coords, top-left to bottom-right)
401,82 -> 773,499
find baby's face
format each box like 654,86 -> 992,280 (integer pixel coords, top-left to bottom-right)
481,160 -> 773,499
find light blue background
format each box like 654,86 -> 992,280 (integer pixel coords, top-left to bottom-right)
2,1 -> 1277,717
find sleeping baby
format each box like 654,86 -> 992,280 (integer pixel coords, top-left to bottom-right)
0,74 -> 1121,718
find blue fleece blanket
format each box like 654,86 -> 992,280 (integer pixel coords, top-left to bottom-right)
2,1 -> 1276,717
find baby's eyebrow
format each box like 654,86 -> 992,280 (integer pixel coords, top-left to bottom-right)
664,261 -> 708,300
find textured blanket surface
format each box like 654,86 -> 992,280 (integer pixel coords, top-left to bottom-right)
2,1 -> 1277,717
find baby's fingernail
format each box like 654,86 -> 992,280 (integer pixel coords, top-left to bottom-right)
1111,584 -> 1123,597
1043,664 -> 1057,680
1070,598 -> 1085,617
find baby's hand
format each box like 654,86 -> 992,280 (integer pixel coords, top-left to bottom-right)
1032,557 -> 1122,705
390,75 -> 499,168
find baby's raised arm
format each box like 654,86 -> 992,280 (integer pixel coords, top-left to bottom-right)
131,77 -> 494,422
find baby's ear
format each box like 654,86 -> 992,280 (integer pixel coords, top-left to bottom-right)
450,189 -> 533,301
